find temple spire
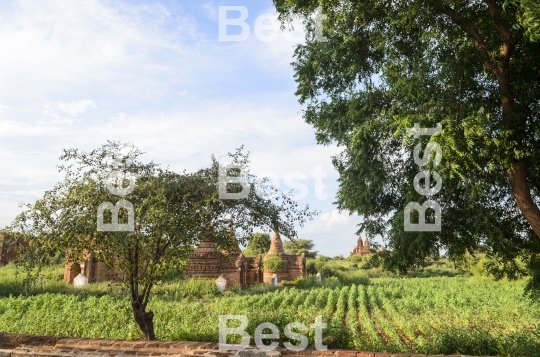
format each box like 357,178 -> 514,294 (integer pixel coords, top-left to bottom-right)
225,224 -> 241,252
268,231 -> 286,255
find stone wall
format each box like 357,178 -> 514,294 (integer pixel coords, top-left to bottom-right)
285,254 -> 306,281
63,251 -> 125,284
0,232 -> 28,265
186,241 -> 264,288
262,254 -> 306,284
0,333 -> 509,357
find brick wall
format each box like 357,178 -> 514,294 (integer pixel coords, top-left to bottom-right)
0,232 -> 28,265
0,333 -> 510,357
262,254 -> 306,284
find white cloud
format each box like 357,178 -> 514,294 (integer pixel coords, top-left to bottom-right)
56,100 -> 96,117
41,100 -> 96,126
0,1 -> 371,256
305,209 -> 358,232
0,105 -> 11,117
0,0 -> 201,101
202,2 -> 218,21
0,119 -> 68,137
321,210 -> 354,230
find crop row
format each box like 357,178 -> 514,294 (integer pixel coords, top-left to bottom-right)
0,278 -> 539,356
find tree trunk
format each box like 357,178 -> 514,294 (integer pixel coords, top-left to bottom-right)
132,299 -> 156,340
507,161 -> 540,239
495,69 -> 540,241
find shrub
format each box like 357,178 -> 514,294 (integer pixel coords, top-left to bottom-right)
314,256 -> 329,272
306,261 -> 317,275
318,265 -> 335,278
471,257 -> 490,278
361,254 -> 382,269
334,270 -> 370,285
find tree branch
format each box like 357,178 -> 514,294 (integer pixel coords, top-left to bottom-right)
436,3 -> 496,73
485,0 -> 513,41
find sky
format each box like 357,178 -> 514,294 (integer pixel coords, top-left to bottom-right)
0,0 -> 381,257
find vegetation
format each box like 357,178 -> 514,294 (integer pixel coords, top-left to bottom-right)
263,254 -> 287,273
283,239 -> 318,258
5,142 -> 315,339
272,0 -> 540,298
0,262 -> 538,356
242,233 -> 271,257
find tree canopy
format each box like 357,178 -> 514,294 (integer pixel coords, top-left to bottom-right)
243,232 -> 271,257
283,238 -> 318,258
273,0 -> 540,296
7,141 -> 316,339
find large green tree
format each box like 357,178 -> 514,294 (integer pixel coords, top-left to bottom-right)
273,0 -> 540,294
8,141 -> 315,339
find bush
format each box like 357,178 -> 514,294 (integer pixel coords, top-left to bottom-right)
306,261 -> 317,275
313,256 -> 329,272
263,254 -> 287,273
321,276 -> 341,288
318,265 -> 335,278
360,254 -> 382,269
471,257 -> 490,278
334,270 -> 370,285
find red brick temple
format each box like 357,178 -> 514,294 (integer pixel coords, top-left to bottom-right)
63,249 -> 124,284
63,230 -> 306,288
262,232 -> 306,284
350,235 -> 372,257
186,231 -> 306,288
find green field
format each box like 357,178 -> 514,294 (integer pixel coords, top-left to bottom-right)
0,263 -> 539,356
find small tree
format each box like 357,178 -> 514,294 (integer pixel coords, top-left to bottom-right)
8,141 -> 316,339
283,238 -> 318,258
243,232 -> 271,257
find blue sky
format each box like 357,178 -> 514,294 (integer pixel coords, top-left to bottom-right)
0,0 -> 380,256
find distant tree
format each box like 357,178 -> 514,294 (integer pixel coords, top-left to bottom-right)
283,238 -> 318,258
7,141 -> 316,340
243,232 -> 271,257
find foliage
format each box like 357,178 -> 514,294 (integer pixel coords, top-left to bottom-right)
317,265 -> 335,278
280,275 -> 342,288
313,256 -> 330,273
509,0 -> 540,42
5,141 -> 316,339
242,232 -> 271,257
361,254 -> 383,270
0,267 -> 539,355
272,0 -> 540,296
263,254 -> 287,273
306,260 -> 317,275
283,238 -> 318,258
470,257 -> 491,278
